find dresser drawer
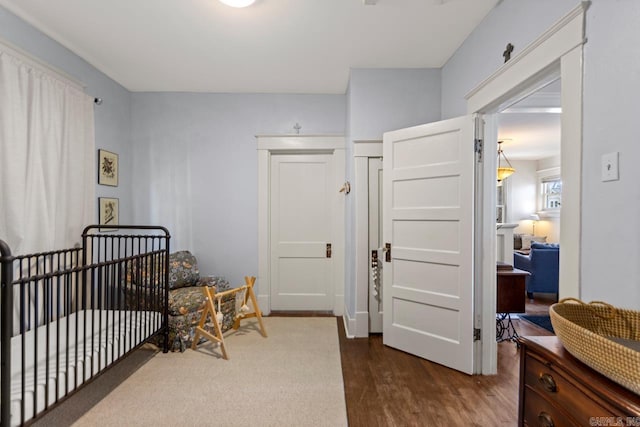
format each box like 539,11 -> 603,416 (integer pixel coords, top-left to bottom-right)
523,388 -> 577,427
524,354 -> 615,424
519,337 -> 640,427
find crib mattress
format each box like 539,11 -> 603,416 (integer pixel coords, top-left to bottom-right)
2,309 -> 162,426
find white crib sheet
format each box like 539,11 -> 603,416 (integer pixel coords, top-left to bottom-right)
3,309 -> 162,426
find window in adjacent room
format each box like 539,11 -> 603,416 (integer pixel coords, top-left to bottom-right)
538,173 -> 562,217
496,182 -> 505,223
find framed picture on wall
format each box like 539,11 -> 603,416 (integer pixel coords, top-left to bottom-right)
98,149 -> 118,186
99,197 -> 119,231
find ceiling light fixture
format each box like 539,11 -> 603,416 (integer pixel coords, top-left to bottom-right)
218,0 -> 256,8
497,140 -> 515,182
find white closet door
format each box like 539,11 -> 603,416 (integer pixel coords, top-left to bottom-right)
270,154 -> 334,311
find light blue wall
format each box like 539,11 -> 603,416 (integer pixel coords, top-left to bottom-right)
131,93 -> 346,285
442,0 -> 640,309
441,0 -> 576,119
0,3 -> 346,296
350,69 -> 442,140
580,0 -> 640,307
9,0 -> 638,311
344,68 -> 441,320
0,6 -> 133,223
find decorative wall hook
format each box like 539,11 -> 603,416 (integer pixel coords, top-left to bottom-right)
339,182 -> 351,194
503,43 -> 514,63
293,123 -> 301,134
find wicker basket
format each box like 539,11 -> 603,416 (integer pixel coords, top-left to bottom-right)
549,298 -> 640,394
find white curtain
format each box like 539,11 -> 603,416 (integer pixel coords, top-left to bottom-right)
0,45 -> 95,254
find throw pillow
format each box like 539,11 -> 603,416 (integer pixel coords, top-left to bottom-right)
521,235 -> 547,250
513,234 -> 523,250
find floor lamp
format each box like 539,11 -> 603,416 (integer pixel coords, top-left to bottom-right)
529,214 -> 540,236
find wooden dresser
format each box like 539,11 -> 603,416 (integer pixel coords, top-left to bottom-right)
518,336 -> 640,426
497,264 -> 529,313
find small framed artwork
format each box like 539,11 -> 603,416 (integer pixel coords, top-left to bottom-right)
99,197 -> 119,231
98,149 -> 118,186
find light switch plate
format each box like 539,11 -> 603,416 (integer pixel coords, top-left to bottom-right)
601,152 -> 619,182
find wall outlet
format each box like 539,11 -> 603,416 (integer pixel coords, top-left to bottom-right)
601,152 -> 619,182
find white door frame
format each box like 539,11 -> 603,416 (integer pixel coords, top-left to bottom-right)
346,140 -> 383,337
257,135 -> 345,315
466,2 -> 588,374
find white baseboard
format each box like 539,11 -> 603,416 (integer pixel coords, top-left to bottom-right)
342,310 -> 370,338
342,314 -> 355,339
258,294 -> 270,315
259,293 -> 343,317
354,311 -> 369,337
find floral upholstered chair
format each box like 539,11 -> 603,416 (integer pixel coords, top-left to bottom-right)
127,250 -> 235,351
166,251 -> 238,351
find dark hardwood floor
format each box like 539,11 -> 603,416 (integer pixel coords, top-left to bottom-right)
337,297 -> 554,427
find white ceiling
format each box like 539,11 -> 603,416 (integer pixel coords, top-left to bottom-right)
498,113 -> 561,161
498,80 -> 562,161
0,0 -> 500,94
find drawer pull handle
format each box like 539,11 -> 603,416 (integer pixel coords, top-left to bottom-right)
538,373 -> 557,393
538,411 -> 554,427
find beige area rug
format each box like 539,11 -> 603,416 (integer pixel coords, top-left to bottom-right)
35,317 -> 347,427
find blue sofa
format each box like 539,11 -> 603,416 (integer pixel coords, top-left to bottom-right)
513,242 -> 559,299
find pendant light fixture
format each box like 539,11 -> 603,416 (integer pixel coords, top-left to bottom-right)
218,0 -> 256,7
497,140 -> 515,182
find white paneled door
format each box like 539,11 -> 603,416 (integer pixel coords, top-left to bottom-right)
270,154 -> 334,311
368,157 -> 384,333
382,115 -> 476,375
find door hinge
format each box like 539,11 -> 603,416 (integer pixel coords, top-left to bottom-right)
383,243 -> 391,263
326,243 -> 332,258
474,328 -> 481,341
474,138 -> 483,163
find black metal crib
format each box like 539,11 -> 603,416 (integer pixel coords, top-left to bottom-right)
1,225 -> 170,426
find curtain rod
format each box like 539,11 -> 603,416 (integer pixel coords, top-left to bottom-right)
0,36 -> 85,91
0,36 -> 102,104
